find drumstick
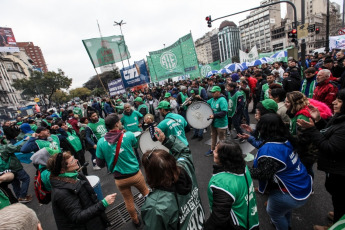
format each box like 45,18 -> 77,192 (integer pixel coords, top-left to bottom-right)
207,117 -> 213,121
77,162 -> 89,172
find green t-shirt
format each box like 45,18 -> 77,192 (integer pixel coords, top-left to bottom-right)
208,166 -> 259,230
228,91 -> 245,118
73,106 -> 83,117
35,135 -> 61,152
121,111 -> 142,132
157,113 -> 188,146
88,118 -> 107,141
207,97 -> 228,128
96,132 -> 139,174
66,130 -> 83,152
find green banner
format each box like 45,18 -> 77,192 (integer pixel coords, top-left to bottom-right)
220,58 -> 232,69
147,33 -> 200,82
200,60 -> 220,77
82,35 -> 131,68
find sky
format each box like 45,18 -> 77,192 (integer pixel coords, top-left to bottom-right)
1,0 -> 344,89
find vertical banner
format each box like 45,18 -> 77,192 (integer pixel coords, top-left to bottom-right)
120,59 -> 150,88
82,35 -> 131,68
108,79 -> 126,96
0,27 -> 19,52
147,33 -> 200,82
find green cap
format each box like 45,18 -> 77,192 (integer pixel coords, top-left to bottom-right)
116,99 -> 122,102
156,101 -> 171,110
261,99 -> 278,113
190,90 -> 195,94
210,86 -> 221,93
134,97 -> 143,102
164,93 -> 171,98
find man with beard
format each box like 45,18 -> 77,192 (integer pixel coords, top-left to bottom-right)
87,112 -> 108,142
156,101 -> 188,146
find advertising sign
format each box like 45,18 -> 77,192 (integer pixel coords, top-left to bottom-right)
0,27 -> 19,53
120,59 -> 150,89
108,78 -> 126,96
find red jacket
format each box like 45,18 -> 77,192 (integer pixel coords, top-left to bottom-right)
67,117 -> 79,133
247,76 -> 257,95
313,79 -> 338,112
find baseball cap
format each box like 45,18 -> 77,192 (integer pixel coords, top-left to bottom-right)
210,86 -> 221,93
156,101 -> 171,110
164,93 -> 171,98
134,97 -> 143,102
261,99 -> 278,113
190,90 -> 195,94
116,99 -> 122,102
36,127 -> 47,134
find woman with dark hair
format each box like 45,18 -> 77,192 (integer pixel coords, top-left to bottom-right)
141,128 -> 204,230
297,89 -> 345,229
47,152 -> 116,230
205,140 -> 259,230
269,85 -> 290,126
251,113 -> 312,230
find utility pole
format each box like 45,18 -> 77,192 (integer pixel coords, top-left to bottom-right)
114,20 -> 131,67
301,0 -> 306,77
326,0 -> 330,53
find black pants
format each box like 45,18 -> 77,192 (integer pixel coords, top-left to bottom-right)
228,112 -> 243,135
325,173 -> 345,222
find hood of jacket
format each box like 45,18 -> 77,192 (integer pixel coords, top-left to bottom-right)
50,175 -> 83,192
104,130 -> 123,144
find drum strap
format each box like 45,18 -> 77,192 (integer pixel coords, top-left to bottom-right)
111,133 -> 124,172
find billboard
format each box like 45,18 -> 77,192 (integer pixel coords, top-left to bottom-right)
120,59 -> 150,89
0,27 -> 19,53
108,78 -> 126,96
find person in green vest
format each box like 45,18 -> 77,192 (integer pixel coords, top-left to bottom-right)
301,67 -> 317,98
72,102 -> 83,118
28,120 -> 37,132
261,73 -> 280,101
41,116 -> 53,129
56,120 -> 88,175
205,86 -> 228,157
115,99 -> 124,114
226,82 -> 245,143
176,86 -> 191,133
87,112 -> 108,142
205,140 -> 259,230
134,97 -> 148,118
156,101 -> 188,147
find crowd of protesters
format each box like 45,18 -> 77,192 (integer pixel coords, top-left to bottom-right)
0,50 -> 345,230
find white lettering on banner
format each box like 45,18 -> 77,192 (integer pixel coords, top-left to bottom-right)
123,66 -> 139,80
187,204 -> 204,230
180,187 -> 202,226
160,51 -> 177,71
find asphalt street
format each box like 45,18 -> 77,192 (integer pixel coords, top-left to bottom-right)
22,113 -> 333,230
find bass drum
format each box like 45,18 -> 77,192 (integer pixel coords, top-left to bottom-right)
186,101 -> 214,129
139,130 -> 169,154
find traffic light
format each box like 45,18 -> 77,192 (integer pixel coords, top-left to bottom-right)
316,28 -> 320,34
206,16 -> 212,28
287,29 -> 298,46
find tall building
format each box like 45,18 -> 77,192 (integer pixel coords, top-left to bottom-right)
218,21 -> 241,62
17,42 -> 48,72
239,0 -> 281,53
194,28 -> 219,65
210,34 -> 220,62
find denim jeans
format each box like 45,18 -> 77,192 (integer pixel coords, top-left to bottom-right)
194,128 -> 203,137
266,190 -> 309,230
89,148 -> 97,166
12,169 -> 30,199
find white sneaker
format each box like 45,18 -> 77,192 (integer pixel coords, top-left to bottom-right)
93,165 -> 101,170
93,159 -> 96,164
203,129 -> 207,133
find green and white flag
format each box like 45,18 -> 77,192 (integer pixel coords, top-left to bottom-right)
147,33 -> 200,82
220,58 -> 232,69
82,35 -> 131,68
200,60 -> 220,77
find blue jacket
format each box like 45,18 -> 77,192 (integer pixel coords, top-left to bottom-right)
104,102 -> 114,115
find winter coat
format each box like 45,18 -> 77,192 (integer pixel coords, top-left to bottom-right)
0,144 -> 23,173
50,173 -> 109,230
301,113 -> 345,176
282,71 -> 301,93
332,57 -> 345,78
141,136 -> 204,230
313,79 -> 338,111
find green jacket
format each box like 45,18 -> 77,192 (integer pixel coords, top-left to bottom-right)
0,144 -> 23,173
141,136 -> 204,230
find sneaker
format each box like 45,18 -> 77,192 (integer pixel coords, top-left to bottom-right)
328,211 -> 334,221
198,136 -> 203,141
313,225 -> 329,230
18,195 -> 32,203
93,165 -> 101,170
191,135 -> 198,140
203,129 -> 207,134
239,138 -> 246,143
205,150 -> 213,157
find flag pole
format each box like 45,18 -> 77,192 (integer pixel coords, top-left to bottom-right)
114,20 -> 131,67
94,68 -> 114,106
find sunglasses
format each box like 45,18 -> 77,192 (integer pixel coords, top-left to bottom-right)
146,147 -> 157,162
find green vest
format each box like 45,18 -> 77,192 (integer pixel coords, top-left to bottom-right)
137,104 -> 148,115
208,166 -> 259,229
35,135 -> 61,152
42,119 -> 51,127
301,79 -> 316,98
88,118 -> 107,141
66,130 -> 83,152
228,90 -> 245,118
73,106 -> 82,117
121,111 -> 142,132
198,86 -> 204,96
30,124 -> 38,132
262,82 -> 281,100
207,97 -> 228,128
179,92 -> 188,110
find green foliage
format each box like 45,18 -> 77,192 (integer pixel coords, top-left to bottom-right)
69,87 -> 91,100
12,69 -> 72,107
51,90 -> 69,105
83,68 -> 121,90
91,87 -> 106,97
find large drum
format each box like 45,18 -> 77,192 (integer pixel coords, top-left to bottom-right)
186,101 -> 214,129
139,130 -> 169,154
86,175 -> 104,200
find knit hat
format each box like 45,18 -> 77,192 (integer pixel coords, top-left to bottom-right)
210,86 -> 221,93
164,93 -> 171,98
134,97 -> 143,102
261,99 -> 278,113
156,101 -> 171,110
190,90 -> 195,94
20,123 -> 34,134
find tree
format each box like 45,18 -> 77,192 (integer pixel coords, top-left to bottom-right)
83,68 -> 121,90
51,90 -> 69,106
69,87 -> 91,100
91,87 -> 106,97
12,69 -> 72,108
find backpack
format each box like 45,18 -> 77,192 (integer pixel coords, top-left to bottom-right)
34,168 -> 51,204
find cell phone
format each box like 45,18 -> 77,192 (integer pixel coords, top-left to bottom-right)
149,124 -> 157,141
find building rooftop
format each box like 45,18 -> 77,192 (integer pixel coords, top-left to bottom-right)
219,20 -> 237,31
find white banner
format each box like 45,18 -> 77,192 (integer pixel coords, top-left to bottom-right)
329,35 -> 345,50
239,46 -> 259,63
